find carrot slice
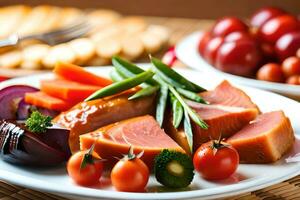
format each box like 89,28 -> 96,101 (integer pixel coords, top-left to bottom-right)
53,62 -> 112,86
25,91 -> 74,111
41,79 -> 102,102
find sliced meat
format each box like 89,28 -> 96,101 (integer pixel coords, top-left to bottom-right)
80,115 -> 184,168
54,90 -> 156,152
227,111 -> 295,163
163,81 -> 260,153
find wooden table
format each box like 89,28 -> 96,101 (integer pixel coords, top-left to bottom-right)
1,17 -> 300,200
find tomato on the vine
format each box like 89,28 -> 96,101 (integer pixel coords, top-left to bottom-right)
111,147 -> 149,192
193,139 -> 239,180
67,147 -> 104,186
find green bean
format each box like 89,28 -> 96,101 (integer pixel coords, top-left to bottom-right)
176,87 -> 208,104
112,56 -> 158,86
168,84 -> 208,129
128,85 -> 159,100
110,69 -> 125,82
151,56 -> 206,92
170,93 -> 183,128
156,84 -> 168,127
85,71 -> 154,101
184,110 -> 193,153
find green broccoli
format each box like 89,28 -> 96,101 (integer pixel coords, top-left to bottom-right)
154,149 -> 194,188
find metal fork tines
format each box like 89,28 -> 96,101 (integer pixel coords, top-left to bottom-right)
0,19 -> 90,48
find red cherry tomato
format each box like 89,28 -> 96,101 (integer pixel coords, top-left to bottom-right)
111,157 -> 149,192
198,31 -> 211,56
224,31 -> 253,43
250,7 -> 286,28
67,151 -> 104,186
211,17 -> 248,37
275,31 -> 300,61
193,140 -> 239,180
162,46 -> 177,67
286,75 -> 300,85
282,56 -> 300,77
215,40 -> 262,76
260,42 -> 276,59
203,36 -> 224,64
256,63 -> 285,82
259,15 -> 300,44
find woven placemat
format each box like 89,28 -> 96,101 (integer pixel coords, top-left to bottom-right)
1,175 -> 300,200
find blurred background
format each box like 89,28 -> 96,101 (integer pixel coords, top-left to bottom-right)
1,0 -> 300,19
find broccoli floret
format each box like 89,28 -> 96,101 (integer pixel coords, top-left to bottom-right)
154,149 -> 194,188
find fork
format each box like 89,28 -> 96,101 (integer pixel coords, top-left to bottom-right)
0,19 -> 90,48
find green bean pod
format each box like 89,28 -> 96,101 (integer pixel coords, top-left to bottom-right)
151,56 -> 206,92
170,93 -> 183,129
112,56 -> 158,86
85,70 -> 155,101
168,84 -> 208,129
110,69 -> 125,82
176,87 -> 208,104
184,110 -> 193,153
128,85 -> 159,100
156,84 -> 168,127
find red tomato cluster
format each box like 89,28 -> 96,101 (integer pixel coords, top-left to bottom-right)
198,7 -> 300,85
67,148 -> 149,192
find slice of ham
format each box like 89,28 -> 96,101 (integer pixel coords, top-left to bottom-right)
80,115 -> 184,168
227,111 -> 295,163
54,89 -> 156,152
164,81 -> 260,153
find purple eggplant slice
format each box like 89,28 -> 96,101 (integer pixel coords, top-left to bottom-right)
0,85 -> 38,120
0,120 -> 71,166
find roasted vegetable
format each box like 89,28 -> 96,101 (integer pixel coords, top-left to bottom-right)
154,149 -> 194,188
0,120 -> 71,166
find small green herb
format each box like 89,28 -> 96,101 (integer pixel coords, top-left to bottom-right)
25,111 -> 52,133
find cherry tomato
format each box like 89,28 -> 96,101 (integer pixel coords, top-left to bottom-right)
198,31 -> 211,56
215,40 -> 262,76
111,157 -> 149,192
203,36 -> 224,64
67,151 -> 104,186
259,15 -> 300,44
286,75 -> 300,85
282,56 -> 300,77
211,17 -> 248,37
193,140 -> 239,180
275,31 -> 300,61
250,7 -> 286,28
256,63 -> 285,82
162,46 -> 177,67
224,31 -> 253,43
260,42 -> 276,59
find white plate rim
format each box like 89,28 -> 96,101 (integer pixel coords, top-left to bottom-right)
0,66 -> 300,200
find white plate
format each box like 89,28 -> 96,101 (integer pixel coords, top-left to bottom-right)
175,31 -> 300,101
1,66 -> 300,200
